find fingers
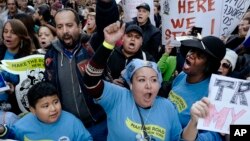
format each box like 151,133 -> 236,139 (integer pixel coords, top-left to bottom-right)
191,97 -> 210,121
104,21 -> 122,34
104,21 -> 126,45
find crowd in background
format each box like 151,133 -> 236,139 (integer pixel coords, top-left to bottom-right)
0,0 -> 249,140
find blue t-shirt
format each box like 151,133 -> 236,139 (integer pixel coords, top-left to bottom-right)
96,81 -> 182,141
5,111 -> 92,141
169,72 -> 223,141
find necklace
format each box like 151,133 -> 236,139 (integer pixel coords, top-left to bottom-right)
132,102 -> 152,141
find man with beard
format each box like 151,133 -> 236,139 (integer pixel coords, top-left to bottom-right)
44,0 -> 119,139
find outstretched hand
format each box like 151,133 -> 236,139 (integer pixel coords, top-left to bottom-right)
103,21 -> 125,46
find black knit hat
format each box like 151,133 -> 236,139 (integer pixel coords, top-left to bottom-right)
125,24 -> 143,37
180,36 -> 226,62
136,3 -> 150,12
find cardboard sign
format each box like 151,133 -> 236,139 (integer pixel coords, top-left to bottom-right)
0,54 -> 45,113
161,0 -> 250,44
197,74 -> 250,134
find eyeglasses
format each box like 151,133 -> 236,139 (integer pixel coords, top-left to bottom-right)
221,62 -> 231,69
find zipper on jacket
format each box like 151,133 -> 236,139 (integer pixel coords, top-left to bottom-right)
71,49 -> 96,122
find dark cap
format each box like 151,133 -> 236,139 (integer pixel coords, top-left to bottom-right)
136,3 -> 150,12
180,36 -> 226,61
51,1 -> 63,11
125,24 -> 143,37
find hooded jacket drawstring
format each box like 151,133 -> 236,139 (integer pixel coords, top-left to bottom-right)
60,52 -> 64,67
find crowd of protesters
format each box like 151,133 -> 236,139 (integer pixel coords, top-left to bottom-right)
0,0 -> 249,140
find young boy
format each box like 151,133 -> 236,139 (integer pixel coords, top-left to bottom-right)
0,82 -> 92,141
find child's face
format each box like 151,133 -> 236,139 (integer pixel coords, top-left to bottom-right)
38,26 -> 55,49
30,95 -> 61,124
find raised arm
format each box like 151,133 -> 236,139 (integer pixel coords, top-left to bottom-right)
89,0 -> 119,50
84,21 -> 125,98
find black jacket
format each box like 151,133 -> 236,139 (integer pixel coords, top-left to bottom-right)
127,17 -> 161,60
105,47 -> 155,81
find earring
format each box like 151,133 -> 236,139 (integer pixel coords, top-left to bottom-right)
20,40 -> 23,49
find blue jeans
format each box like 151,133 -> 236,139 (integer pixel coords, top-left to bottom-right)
87,119 -> 108,141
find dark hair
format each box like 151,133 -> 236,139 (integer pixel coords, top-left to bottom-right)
205,56 -> 220,76
27,81 -> 58,108
14,13 -> 41,49
38,4 -> 53,23
54,8 -> 80,25
6,0 -> 18,6
2,19 -> 33,57
243,17 -> 250,24
154,3 -> 161,11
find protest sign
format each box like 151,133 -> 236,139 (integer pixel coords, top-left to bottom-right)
0,54 -> 45,113
197,74 -> 250,134
121,0 -> 155,25
161,0 -> 250,45
221,0 -> 250,37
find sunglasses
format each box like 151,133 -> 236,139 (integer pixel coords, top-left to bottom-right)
221,62 -> 231,69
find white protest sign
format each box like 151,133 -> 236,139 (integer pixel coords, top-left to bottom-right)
197,74 -> 250,134
0,54 -> 45,113
121,0 -> 155,25
221,0 -> 250,37
161,0 -> 250,45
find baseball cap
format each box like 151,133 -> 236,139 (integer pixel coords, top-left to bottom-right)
125,24 -> 143,37
136,3 -> 150,12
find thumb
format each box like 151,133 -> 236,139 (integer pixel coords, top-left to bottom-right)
120,22 -> 126,33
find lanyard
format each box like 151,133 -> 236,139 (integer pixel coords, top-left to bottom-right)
135,104 -> 150,141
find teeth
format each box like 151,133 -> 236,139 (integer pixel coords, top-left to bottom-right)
145,93 -> 151,99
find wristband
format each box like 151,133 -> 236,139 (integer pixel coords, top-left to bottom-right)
103,41 -> 115,50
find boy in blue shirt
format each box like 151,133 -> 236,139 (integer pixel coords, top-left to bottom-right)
0,81 -> 92,141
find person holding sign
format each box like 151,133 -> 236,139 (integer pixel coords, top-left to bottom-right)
169,36 -> 226,140
0,19 -> 33,114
